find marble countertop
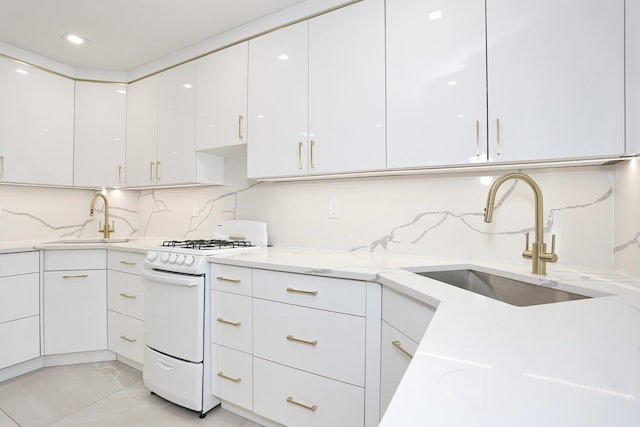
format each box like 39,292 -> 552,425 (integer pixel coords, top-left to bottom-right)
0,238 -> 164,254
208,247 -> 640,427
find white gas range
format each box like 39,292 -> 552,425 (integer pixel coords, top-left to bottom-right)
142,220 -> 267,418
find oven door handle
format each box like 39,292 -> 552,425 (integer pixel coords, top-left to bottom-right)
142,270 -> 201,287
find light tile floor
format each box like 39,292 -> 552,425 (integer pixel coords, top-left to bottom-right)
0,361 -> 261,427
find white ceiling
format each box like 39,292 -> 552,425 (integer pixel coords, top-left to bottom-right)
0,0 -> 308,71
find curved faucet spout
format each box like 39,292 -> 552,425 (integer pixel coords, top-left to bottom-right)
89,192 -> 114,239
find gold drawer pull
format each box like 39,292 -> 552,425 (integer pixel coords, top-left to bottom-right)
119,260 -> 137,266
217,317 -> 241,327
287,335 -> 317,346
216,276 -> 241,283
120,335 -> 137,343
217,371 -> 242,383
119,292 -> 137,299
392,340 -> 413,359
286,287 -> 318,296
238,114 -> 244,140
287,396 -> 317,412
63,275 -> 88,279
496,117 -> 501,156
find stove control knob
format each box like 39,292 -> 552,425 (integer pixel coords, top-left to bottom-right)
168,253 -> 178,264
184,255 -> 196,267
146,251 -> 157,262
176,254 -> 186,265
161,253 -> 170,263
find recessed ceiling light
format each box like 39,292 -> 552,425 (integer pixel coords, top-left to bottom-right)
15,68 -> 29,75
278,54 -> 289,61
429,10 -> 443,20
116,89 -> 126,94
63,33 -> 86,45
183,83 -> 193,89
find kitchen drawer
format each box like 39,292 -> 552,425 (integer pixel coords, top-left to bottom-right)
253,298 -> 366,386
211,344 -> 252,410
0,316 -> 40,370
108,310 -> 144,364
45,249 -> 107,271
211,264 -> 252,296
253,269 -> 366,316
211,290 -> 252,353
254,357 -> 365,427
108,270 -> 145,320
108,251 -> 145,275
380,320 -> 419,417
0,251 -> 39,277
0,273 -> 39,323
382,286 -> 435,343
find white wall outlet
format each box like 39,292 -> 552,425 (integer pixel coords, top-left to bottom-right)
328,199 -> 339,219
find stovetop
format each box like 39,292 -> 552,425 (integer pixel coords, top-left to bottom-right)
161,239 -> 254,251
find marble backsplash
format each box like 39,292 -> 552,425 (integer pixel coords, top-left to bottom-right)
0,162 -> 637,279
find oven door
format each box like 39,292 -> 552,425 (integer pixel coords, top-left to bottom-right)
143,269 -> 205,362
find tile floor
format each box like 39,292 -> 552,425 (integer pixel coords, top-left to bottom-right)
0,361 -> 261,427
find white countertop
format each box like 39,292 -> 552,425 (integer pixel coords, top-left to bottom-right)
208,247 -> 640,427
0,238 -> 163,254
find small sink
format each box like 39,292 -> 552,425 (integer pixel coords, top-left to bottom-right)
46,238 -> 131,244
417,269 -> 591,307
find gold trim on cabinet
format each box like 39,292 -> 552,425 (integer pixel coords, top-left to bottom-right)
475,120 -> 480,157
392,340 -> 414,359
286,287 -> 318,296
62,274 -> 89,279
118,165 -> 122,185
120,335 -> 137,343
155,161 -> 160,182
216,276 -> 241,283
286,396 -> 318,411
298,141 -> 304,170
119,260 -> 137,266
310,140 -> 316,168
238,114 -> 244,140
149,162 -> 155,181
216,317 -> 241,327
286,334 -> 318,346
119,292 -> 137,299
496,118 -> 501,156
217,372 -> 242,383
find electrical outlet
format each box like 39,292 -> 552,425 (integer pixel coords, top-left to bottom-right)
328,199 -> 339,219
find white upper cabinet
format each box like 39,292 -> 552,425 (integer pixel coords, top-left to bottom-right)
386,0 -> 488,168
126,62 -> 224,187
74,81 -> 127,187
0,56 -> 74,186
486,0 -> 624,162
195,42 -> 248,151
248,0 -> 385,178
626,0 -> 640,155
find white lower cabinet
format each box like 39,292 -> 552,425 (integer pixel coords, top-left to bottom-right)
107,311 -> 144,363
0,316 -> 40,369
254,357 -> 365,427
211,344 -> 252,410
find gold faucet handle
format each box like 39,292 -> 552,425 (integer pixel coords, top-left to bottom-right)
98,221 -> 104,233
108,220 -> 115,232
540,234 -> 558,263
522,232 -> 533,259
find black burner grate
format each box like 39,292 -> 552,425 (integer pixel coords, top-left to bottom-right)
161,239 -> 254,250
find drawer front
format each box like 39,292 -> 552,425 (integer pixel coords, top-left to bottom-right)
108,311 -> 144,364
108,270 -> 145,320
211,291 -> 252,353
211,344 -> 252,410
380,320 -> 419,417
108,251 -> 145,275
254,357 -> 364,427
0,273 -> 39,323
253,299 -> 366,386
382,286 -> 435,343
45,249 -> 107,271
0,316 -> 40,370
0,251 -> 39,277
253,269 -> 366,316
211,264 -> 252,296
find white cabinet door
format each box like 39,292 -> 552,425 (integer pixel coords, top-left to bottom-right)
195,43 -> 248,151
486,0 -> 624,161
308,0 -> 386,174
628,0 -> 640,155
247,21 -> 309,178
125,75 -> 158,187
0,56 -> 74,186
386,0 -> 487,168
74,81 -> 127,187
380,321 -> 419,417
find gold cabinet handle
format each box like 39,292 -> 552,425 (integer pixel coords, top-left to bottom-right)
1,155 -> 5,177
286,287 -> 318,296
118,165 -> 122,184
475,120 -> 480,157
155,161 -> 160,182
120,260 -> 136,266
287,334 -> 318,346
149,161 -> 155,181
238,114 -> 244,140
287,396 -> 317,412
496,117 -> 501,156
310,140 -> 316,168
120,335 -> 137,343
63,274 -> 88,279
216,276 -> 241,283
119,292 -> 137,299
298,141 -> 304,169
217,371 -> 242,383
392,340 -> 413,359
216,317 -> 241,327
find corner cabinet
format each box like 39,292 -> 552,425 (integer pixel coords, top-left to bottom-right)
0,56 -> 74,186
125,62 -> 224,187
386,0 -> 624,168
247,0 -> 385,178
74,81 -> 127,187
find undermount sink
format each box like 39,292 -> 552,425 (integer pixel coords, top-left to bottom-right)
46,238 -> 131,244
417,269 -> 591,307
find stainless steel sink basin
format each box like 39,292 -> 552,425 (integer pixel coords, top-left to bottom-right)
417,269 -> 591,307
46,238 -> 131,244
